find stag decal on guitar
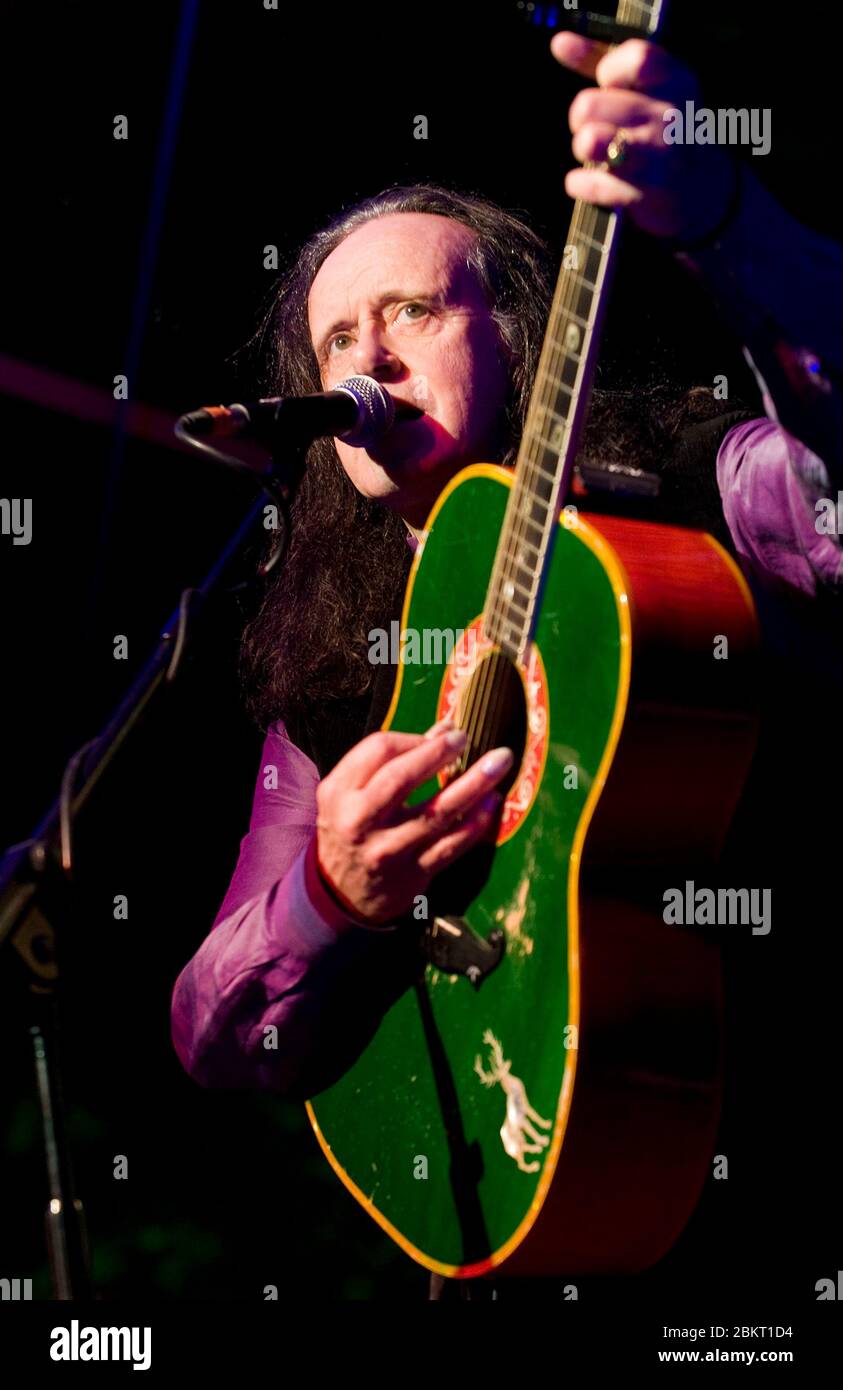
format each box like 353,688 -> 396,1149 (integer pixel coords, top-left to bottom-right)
474,1031 -> 552,1174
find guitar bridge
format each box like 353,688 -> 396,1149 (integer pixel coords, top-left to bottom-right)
422,916 -> 505,989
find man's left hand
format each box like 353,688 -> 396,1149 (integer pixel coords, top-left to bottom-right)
552,33 -> 736,243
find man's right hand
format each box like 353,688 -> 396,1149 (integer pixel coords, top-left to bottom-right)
315,720 -> 514,925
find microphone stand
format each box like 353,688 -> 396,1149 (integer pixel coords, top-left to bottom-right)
0,442 -> 305,1300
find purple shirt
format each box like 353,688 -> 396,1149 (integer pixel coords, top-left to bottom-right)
170,415 -> 841,1097
173,167 -> 843,1096
169,730 -> 401,1095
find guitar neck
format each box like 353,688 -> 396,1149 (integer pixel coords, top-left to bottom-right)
484,199 -> 621,660
484,0 -> 667,661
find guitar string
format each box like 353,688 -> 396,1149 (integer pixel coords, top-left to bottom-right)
488,0 -> 646,648
460,203 -> 615,768
458,197 -> 612,769
455,195 -> 610,779
486,0 -> 649,651
456,248 -> 618,770
495,200 -> 613,638
462,0 -> 650,751
455,0 -> 650,780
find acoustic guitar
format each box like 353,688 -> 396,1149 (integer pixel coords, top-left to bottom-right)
307,0 -> 758,1281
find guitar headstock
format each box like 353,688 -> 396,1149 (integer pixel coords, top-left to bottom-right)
516,0 -> 667,44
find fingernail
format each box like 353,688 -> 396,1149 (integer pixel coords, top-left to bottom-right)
480,746 -> 514,777
444,728 -> 467,751
424,717 -> 453,739
553,32 -> 589,60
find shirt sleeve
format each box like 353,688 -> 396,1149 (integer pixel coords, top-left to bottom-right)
675,166 -> 843,493
717,418 -> 843,597
170,721 -> 418,1099
672,169 -> 843,595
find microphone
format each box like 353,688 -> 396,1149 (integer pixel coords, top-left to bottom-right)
176,375 -> 421,451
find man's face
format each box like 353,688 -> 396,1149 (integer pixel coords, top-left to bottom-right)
307,212 -> 512,529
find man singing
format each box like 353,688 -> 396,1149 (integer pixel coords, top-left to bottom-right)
171,33 -> 842,1299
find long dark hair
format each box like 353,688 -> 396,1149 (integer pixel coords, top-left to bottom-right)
239,182 -> 728,735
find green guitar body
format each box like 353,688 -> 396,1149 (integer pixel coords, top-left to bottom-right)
306,463 -> 758,1280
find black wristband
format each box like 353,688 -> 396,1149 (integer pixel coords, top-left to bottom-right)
666,159 -> 745,255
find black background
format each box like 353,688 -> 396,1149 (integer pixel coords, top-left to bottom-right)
1,0 -> 839,1307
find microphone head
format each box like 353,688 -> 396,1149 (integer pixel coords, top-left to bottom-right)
332,375 -> 395,447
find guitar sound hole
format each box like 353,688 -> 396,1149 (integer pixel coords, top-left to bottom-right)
428,651 -> 528,917
457,650 -> 528,797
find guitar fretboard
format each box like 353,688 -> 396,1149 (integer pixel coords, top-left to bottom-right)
483,202 -> 619,659
483,0 -> 664,661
